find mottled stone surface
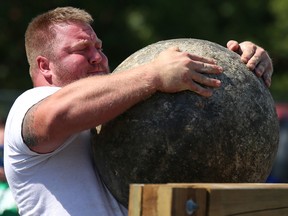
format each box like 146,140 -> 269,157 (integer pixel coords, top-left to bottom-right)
92,39 -> 279,207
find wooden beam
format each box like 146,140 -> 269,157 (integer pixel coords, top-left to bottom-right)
128,183 -> 288,216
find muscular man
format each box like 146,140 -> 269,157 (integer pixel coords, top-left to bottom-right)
4,6 -> 273,216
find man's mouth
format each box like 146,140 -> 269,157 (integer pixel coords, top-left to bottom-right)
87,71 -> 109,76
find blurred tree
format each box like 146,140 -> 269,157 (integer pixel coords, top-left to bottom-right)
268,0 -> 288,57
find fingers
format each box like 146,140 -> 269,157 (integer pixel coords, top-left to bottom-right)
186,77 -> 221,97
250,52 -> 269,76
256,58 -> 273,87
245,45 -> 263,70
172,46 -> 218,65
167,46 -> 181,52
183,69 -> 222,97
243,45 -> 273,87
171,49 -> 223,75
189,60 -> 223,74
238,42 -> 258,64
227,40 -> 242,54
156,47 -> 223,97
188,82 -> 214,97
180,50 -> 223,96
186,52 -> 217,65
178,51 -> 223,74
228,41 -> 274,87
193,73 -> 222,88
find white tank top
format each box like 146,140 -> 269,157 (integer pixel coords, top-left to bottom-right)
4,87 -> 127,216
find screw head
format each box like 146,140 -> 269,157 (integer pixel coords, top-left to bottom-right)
186,199 -> 198,215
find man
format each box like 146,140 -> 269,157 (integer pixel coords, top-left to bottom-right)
4,6 -> 273,216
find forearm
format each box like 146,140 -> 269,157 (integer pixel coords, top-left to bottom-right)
57,66 -> 157,131
24,64 -> 157,153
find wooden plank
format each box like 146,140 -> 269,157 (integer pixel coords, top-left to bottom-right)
129,184 -> 208,216
171,187 -> 207,216
230,208 -> 288,216
157,185 -> 173,216
128,184 -> 143,216
134,184 -> 208,216
142,184 -> 160,216
128,183 -> 288,216
208,185 -> 288,216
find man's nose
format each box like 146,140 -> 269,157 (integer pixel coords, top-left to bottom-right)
89,49 -> 103,64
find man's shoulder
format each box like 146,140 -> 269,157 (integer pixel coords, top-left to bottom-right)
21,86 -> 61,97
14,86 -> 61,106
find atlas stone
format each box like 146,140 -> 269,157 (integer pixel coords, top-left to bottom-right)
92,38 -> 279,207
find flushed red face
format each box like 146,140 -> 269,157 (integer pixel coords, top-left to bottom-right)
48,22 -> 110,86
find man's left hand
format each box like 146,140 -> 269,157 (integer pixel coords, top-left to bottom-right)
227,40 -> 273,87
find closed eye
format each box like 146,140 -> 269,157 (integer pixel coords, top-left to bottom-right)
74,45 -> 89,53
71,41 -> 90,53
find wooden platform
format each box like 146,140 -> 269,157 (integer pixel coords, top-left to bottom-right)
128,183 -> 288,216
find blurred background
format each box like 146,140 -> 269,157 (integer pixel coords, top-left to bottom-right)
0,0 -> 287,174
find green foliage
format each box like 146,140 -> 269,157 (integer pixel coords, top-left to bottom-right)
0,0 -> 287,101
268,0 -> 288,57
270,73 -> 288,102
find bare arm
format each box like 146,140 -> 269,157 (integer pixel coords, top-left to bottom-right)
23,47 -> 223,153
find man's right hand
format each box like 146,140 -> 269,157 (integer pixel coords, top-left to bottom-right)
151,47 -> 223,97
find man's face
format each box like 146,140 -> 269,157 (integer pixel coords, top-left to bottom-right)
49,22 -> 110,86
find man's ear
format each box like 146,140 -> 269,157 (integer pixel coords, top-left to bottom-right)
36,56 -> 52,81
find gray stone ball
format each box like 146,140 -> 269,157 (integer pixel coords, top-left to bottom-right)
92,38 -> 279,207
